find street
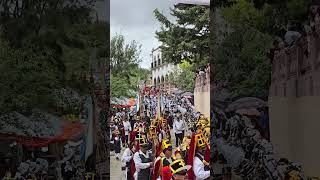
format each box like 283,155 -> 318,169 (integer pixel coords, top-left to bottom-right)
110,130 -> 179,180
110,150 -> 126,180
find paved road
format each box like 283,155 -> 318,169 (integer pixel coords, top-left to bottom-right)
110,130 -> 177,180
110,150 -> 126,180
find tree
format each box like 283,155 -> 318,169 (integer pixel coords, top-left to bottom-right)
110,34 -> 141,79
213,0 -> 273,99
0,0 -> 108,113
168,61 -> 195,92
110,34 -> 149,98
154,4 -> 210,70
220,0 -> 312,36
213,0 -> 312,99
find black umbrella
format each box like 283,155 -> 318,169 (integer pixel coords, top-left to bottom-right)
181,92 -> 193,97
226,97 -> 267,112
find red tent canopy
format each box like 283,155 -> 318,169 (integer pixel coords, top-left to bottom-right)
11,122 -> 85,148
112,98 -> 136,108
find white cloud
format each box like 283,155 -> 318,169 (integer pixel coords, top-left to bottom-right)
110,0 -> 175,69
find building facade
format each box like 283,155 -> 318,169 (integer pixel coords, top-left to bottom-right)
151,47 -> 177,92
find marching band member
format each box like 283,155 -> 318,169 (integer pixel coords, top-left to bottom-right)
113,130 -> 122,160
168,159 -> 191,180
123,118 -> 132,146
133,138 -> 153,180
187,133 -> 211,180
152,139 -> 174,180
122,142 -> 137,180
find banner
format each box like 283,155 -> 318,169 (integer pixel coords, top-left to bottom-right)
85,97 -> 94,161
156,94 -> 161,119
136,93 -> 140,112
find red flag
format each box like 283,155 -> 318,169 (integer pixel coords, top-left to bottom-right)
131,160 -> 136,178
152,157 -> 162,180
187,133 -> 196,180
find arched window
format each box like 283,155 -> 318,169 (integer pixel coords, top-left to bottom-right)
158,55 -> 161,66
157,77 -> 160,87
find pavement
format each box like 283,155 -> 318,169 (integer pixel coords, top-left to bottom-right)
110,150 -> 126,180
110,129 -> 177,180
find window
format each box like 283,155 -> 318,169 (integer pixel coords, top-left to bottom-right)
158,55 -> 161,65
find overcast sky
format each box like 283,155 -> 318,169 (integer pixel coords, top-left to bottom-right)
110,0 -> 176,69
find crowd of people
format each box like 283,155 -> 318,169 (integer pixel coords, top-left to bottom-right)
212,109 -> 303,179
0,141 -> 88,180
110,92 -> 211,180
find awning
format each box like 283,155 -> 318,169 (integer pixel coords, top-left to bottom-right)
4,122 -> 85,148
111,97 -> 136,108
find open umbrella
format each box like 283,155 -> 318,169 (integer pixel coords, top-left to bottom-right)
226,97 -> 266,112
236,108 -> 261,116
181,92 -> 193,97
172,88 -> 183,94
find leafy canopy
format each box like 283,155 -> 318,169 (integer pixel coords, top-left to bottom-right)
168,61 -> 195,93
0,0 -> 108,113
213,0 -> 312,100
110,34 -> 150,98
154,4 -> 210,70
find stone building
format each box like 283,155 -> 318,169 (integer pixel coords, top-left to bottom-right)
150,47 -> 178,92
269,2 -> 320,176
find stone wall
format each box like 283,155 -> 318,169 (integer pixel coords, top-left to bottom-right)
269,10 -> 320,176
270,33 -> 320,97
194,64 -> 210,117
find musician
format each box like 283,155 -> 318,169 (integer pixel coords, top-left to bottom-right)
169,159 -> 191,180
187,133 -> 210,180
152,140 -> 174,180
122,143 -> 137,180
113,130 -> 122,160
133,138 -> 153,180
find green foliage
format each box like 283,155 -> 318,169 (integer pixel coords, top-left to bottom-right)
213,26 -> 273,99
110,34 -> 150,98
213,0 -> 311,99
154,4 -> 209,70
0,40 -> 60,113
221,0 -> 312,35
110,34 -> 141,75
168,61 -> 195,92
0,0 -> 108,113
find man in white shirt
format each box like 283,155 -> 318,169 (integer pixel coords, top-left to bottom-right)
123,118 -> 132,146
193,147 -> 210,180
122,143 -> 136,180
133,139 -> 153,180
173,117 -> 185,147
190,134 -> 210,180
